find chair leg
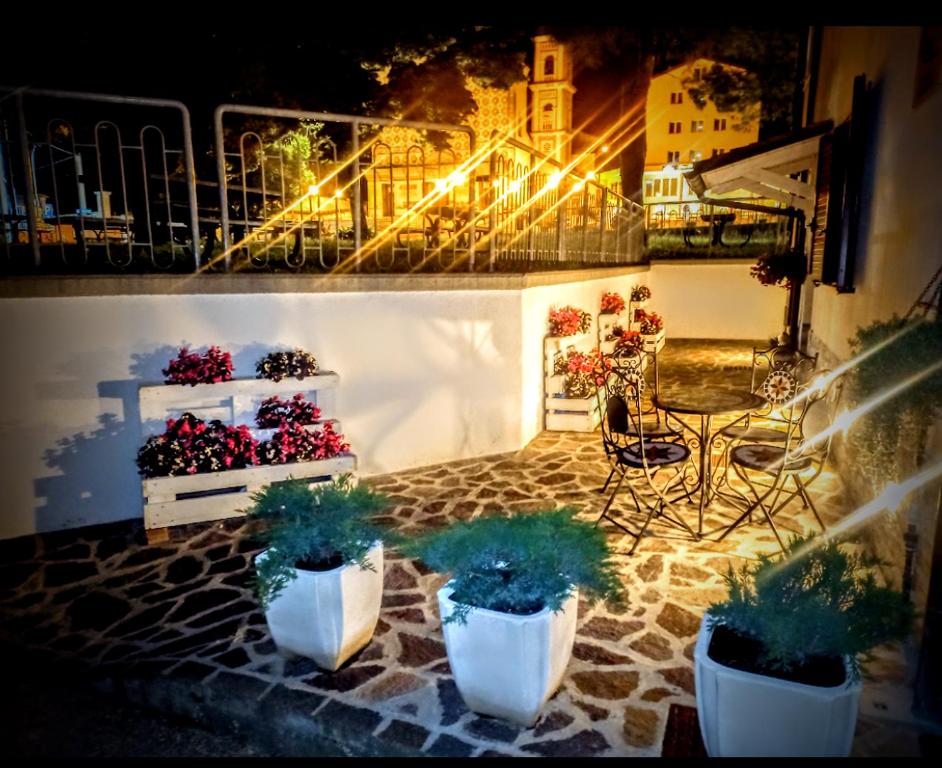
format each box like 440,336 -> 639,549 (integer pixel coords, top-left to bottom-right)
715,471 -> 784,542
794,476 -> 827,532
599,466 -> 616,494
596,471 -> 626,528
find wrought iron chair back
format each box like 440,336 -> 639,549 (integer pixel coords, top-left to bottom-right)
719,369 -> 845,551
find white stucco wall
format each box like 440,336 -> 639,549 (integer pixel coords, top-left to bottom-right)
0,260 -> 787,540
0,290 -> 524,539
648,261 -> 787,340
807,27 -> 942,359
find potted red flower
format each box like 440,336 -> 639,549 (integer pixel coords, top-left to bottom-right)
548,305 -> 592,337
600,292 -> 626,315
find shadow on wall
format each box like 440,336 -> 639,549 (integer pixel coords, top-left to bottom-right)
34,345 -> 182,533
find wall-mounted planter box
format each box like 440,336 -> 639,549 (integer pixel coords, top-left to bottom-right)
138,374 -> 355,532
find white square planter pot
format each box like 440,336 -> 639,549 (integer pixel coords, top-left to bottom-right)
437,583 -> 578,727
256,542 -> 383,671
694,615 -> 862,757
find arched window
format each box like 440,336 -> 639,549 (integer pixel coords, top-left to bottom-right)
544,55 -> 555,77
542,103 -> 554,131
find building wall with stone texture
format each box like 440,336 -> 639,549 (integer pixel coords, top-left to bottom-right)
804,26 -> 942,647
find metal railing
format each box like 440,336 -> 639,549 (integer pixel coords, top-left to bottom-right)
1,86 -> 644,274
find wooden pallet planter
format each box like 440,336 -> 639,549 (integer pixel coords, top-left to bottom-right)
640,329 -> 667,354
138,373 -> 356,534
545,392 -> 603,431
544,332 -> 603,432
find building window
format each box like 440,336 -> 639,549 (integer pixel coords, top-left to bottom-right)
542,103 -> 554,131
689,150 -> 702,162
668,121 -> 682,134
714,118 -> 727,131
667,151 -> 679,163
711,149 -> 719,158
645,181 -> 653,198
670,91 -> 684,105
653,178 -> 662,196
544,55 -> 555,77
691,120 -> 704,132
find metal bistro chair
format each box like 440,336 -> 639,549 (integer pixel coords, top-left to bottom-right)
716,370 -> 844,552
596,351 -> 696,555
714,344 -> 818,497
599,345 -> 683,495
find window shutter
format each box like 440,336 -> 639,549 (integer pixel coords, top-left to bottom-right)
811,74 -> 865,291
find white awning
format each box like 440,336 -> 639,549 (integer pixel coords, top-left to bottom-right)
684,121 -> 834,216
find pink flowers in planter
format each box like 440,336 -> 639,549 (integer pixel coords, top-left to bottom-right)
548,306 -> 592,337
136,412 -> 258,478
258,421 -> 350,465
256,393 -> 349,464
553,348 -> 613,398
163,346 -> 233,386
615,329 -> 644,353
630,285 -> 652,302
600,292 -> 626,315
635,309 -> 664,335
255,394 -> 322,428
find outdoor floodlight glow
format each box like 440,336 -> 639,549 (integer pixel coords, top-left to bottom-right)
547,172 -> 562,189
307,184 -> 320,196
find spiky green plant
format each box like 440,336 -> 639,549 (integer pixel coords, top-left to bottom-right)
401,507 -> 627,625
246,474 -> 392,608
708,535 -> 914,681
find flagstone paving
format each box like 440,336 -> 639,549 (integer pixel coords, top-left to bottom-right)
0,339 -> 925,757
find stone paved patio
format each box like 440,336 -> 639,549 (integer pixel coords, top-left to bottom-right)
0,339 -> 929,757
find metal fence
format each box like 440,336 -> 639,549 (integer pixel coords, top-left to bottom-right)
1,86 -> 645,274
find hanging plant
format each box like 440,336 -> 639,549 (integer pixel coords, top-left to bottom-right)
847,315 -> 942,486
750,250 -> 806,288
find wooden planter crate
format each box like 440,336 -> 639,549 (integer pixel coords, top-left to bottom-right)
138,374 -> 356,534
544,332 -> 603,432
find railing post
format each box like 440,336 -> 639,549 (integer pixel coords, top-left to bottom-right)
556,196 -> 566,262
600,188 -> 608,262
580,186 -> 589,262
180,104 -> 201,270
488,148 -> 496,271
213,106 -> 231,270
352,120 -> 361,271
15,93 -> 41,268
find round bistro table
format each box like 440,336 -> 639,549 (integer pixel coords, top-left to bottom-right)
653,388 -> 766,536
